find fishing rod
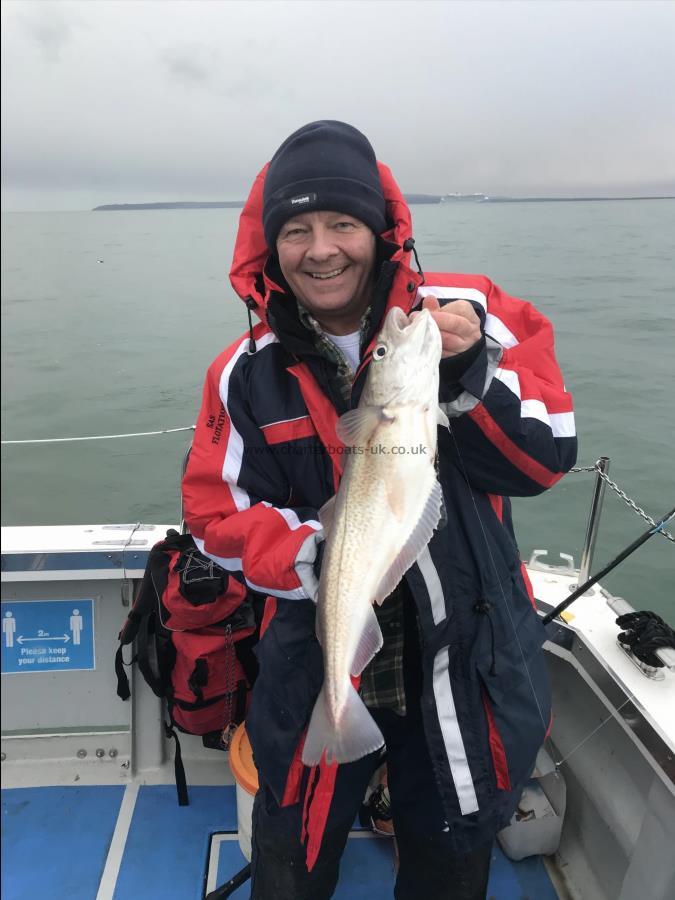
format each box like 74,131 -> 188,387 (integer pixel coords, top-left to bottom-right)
541,506 -> 675,625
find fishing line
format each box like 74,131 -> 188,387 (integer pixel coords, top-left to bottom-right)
542,507 -> 675,625
1,426 -> 196,445
553,693 -> 637,771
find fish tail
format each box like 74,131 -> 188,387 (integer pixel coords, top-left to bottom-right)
301,683 -> 384,766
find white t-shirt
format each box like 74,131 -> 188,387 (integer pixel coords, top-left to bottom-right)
325,330 -> 361,373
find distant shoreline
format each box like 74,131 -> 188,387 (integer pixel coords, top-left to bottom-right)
92,194 -> 444,211
93,201 -> 245,211
92,194 -> 675,211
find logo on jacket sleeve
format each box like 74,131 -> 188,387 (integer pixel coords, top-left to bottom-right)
206,403 -> 227,445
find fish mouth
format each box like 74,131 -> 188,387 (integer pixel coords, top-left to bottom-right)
386,306 -> 431,336
388,307 -> 411,331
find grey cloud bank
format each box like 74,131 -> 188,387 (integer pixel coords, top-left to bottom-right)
2,0 -> 675,211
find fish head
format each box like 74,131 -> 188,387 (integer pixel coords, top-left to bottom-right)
363,306 -> 442,407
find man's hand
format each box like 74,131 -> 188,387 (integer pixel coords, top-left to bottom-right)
413,295 -> 481,358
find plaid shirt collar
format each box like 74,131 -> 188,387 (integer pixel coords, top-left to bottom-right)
296,302 -> 372,403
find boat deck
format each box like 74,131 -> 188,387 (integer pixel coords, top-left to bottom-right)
4,524 -> 674,900
2,783 -> 558,899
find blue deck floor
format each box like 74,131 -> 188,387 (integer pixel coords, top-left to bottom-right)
2,784 -> 558,899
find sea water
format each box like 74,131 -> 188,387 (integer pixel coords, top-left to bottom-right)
1,200 -> 673,617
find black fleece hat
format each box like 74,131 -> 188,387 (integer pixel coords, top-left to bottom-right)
263,120 -> 387,249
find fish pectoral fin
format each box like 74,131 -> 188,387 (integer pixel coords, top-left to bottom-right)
437,406 -> 450,429
318,495 -> 337,537
350,604 -> 384,676
336,407 -> 384,448
301,683 -> 385,767
373,479 -> 443,606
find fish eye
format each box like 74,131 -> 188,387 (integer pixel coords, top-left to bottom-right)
373,344 -> 387,360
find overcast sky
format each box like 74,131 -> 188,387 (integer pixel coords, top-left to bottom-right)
2,0 -> 675,211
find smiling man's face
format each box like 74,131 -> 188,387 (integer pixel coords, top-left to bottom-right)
275,210 -> 377,335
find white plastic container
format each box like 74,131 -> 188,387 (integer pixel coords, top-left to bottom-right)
228,724 -> 259,862
497,747 -> 567,860
235,779 -> 255,861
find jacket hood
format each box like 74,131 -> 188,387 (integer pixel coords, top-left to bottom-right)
229,161 -> 415,323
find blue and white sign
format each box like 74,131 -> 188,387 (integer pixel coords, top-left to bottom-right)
1,599 -> 95,674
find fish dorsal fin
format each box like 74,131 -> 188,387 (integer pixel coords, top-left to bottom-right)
350,603 -> 384,676
336,407 -> 383,448
318,495 -> 337,537
373,478 -> 443,606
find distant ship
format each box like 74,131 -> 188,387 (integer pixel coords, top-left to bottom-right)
441,192 -> 490,202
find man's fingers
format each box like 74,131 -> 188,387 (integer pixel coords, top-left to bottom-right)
422,295 -> 441,311
434,310 -> 477,336
411,298 -> 481,356
411,295 -> 439,321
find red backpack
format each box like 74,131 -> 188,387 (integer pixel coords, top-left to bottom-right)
115,529 -> 260,804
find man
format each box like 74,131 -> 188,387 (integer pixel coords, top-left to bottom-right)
182,120 -> 577,899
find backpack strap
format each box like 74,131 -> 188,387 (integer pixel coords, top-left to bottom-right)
135,611 -> 167,698
115,645 -> 132,700
164,721 -> 189,806
187,658 -> 208,704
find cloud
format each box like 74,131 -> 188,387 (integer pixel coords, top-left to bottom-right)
18,2 -> 83,63
160,44 -> 216,85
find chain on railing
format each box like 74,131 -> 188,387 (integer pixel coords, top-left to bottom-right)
571,463 -> 674,543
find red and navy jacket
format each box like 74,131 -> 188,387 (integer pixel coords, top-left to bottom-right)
182,161 -> 577,866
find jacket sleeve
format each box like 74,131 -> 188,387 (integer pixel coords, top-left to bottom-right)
437,279 -> 577,497
182,340 -> 322,601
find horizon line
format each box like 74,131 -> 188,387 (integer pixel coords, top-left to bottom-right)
3,193 -> 675,213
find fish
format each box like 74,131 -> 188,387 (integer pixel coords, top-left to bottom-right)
302,306 -> 448,766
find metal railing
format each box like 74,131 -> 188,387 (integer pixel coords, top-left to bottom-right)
566,456 -> 675,671
578,456 -> 611,584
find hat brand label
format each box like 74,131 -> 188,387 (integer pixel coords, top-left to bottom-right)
289,192 -> 317,207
